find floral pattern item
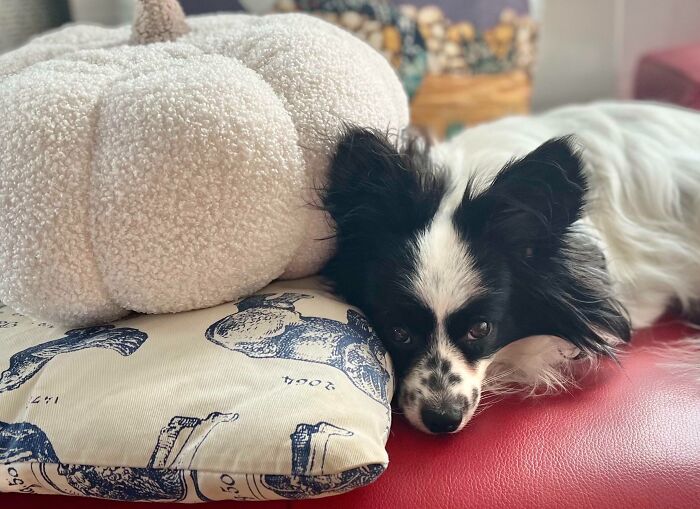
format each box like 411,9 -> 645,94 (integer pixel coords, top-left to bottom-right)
273,0 -> 537,94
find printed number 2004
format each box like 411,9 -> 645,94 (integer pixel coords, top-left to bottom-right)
283,377 -> 335,390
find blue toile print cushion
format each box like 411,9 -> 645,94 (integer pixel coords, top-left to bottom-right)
0,278 -> 393,502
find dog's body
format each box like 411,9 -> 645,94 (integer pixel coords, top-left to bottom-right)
437,102 -> 700,328
322,102 -> 700,434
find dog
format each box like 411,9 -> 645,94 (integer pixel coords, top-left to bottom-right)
321,101 -> 700,434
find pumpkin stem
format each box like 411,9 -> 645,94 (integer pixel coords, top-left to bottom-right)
131,0 -> 190,45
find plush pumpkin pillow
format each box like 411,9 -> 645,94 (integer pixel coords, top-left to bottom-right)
0,278 -> 393,502
0,2 -> 408,326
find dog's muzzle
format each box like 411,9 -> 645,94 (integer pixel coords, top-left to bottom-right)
420,400 -> 465,434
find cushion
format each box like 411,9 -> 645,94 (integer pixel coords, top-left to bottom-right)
634,43 -> 700,110
0,278 -> 394,502
0,3 -> 409,326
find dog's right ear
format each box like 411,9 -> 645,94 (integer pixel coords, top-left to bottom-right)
322,127 -> 446,243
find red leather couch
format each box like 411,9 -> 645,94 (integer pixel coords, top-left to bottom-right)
3,319 -> 699,508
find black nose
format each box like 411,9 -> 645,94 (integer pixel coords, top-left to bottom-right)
421,406 -> 463,434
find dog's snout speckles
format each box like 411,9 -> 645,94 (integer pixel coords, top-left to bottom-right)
440,358 -> 451,373
399,351 -> 487,434
425,354 -> 439,370
427,372 -> 441,391
420,356 -> 463,393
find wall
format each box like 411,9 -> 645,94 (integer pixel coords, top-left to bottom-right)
618,0 -> 700,97
531,0 -> 700,111
68,0 -> 133,24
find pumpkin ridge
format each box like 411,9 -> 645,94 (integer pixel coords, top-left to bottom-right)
0,9 -> 408,324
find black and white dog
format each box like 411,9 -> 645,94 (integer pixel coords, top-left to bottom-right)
322,102 -> 700,434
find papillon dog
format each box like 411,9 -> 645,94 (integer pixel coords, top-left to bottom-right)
321,102 -> 700,434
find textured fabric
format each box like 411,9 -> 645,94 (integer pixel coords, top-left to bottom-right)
0,12 -> 409,326
0,278 -> 394,502
131,0 -> 190,44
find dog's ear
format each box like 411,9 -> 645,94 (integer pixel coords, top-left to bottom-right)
322,127 -> 445,242
458,137 -> 587,250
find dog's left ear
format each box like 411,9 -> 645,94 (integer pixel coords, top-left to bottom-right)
458,137 -> 587,248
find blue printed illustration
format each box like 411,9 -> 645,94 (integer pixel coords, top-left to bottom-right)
0,421 -> 59,464
0,325 -> 148,394
262,421 -> 384,499
0,412 -> 237,501
205,293 -> 391,405
55,464 -> 187,501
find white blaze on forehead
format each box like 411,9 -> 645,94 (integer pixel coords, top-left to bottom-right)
409,212 -> 483,320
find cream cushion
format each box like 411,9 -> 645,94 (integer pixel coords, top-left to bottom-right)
0,278 -> 393,501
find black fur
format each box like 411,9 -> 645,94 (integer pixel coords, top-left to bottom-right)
455,136 -> 587,248
321,126 -> 447,310
321,127 -> 448,377
453,137 -> 631,356
322,128 -> 631,387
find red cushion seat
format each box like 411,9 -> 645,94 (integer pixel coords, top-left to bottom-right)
3,320 -> 699,509
635,43 -> 700,110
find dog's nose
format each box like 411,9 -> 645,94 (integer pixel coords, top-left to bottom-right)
421,405 -> 463,434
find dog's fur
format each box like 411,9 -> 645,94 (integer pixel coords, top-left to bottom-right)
322,102 -> 700,434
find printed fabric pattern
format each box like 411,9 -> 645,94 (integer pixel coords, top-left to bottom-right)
0,279 -> 393,501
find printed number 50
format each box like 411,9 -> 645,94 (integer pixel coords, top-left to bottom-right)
220,474 -> 240,494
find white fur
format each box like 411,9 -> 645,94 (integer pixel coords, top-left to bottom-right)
401,202 -> 488,432
436,101 -> 700,395
410,208 -> 484,319
642,329 -> 700,384
400,338 -> 488,434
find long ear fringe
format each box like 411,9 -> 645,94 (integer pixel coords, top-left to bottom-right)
485,330 -> 700,400
458,136 -> 588,246
642,329 -> 700,384
482,334 -> 620,398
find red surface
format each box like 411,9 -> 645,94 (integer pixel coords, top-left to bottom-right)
3,320 -> 700,509
634,42 -> 700,109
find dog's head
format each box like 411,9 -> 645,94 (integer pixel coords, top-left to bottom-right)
322,127 -> 631,434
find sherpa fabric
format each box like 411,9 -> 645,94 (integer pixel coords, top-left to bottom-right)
0,278 -> 394,501
0,8 -> 409,325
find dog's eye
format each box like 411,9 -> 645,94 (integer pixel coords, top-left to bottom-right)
391,327 -> 412,345
467,321 -> 492,340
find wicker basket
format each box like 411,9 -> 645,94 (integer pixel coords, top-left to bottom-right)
411,71 -> 531,138
269,1 -> 537,138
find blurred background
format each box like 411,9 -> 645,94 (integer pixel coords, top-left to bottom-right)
2,0 -> 699,138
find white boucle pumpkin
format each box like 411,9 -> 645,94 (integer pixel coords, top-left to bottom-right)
0,0 -> 409,325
